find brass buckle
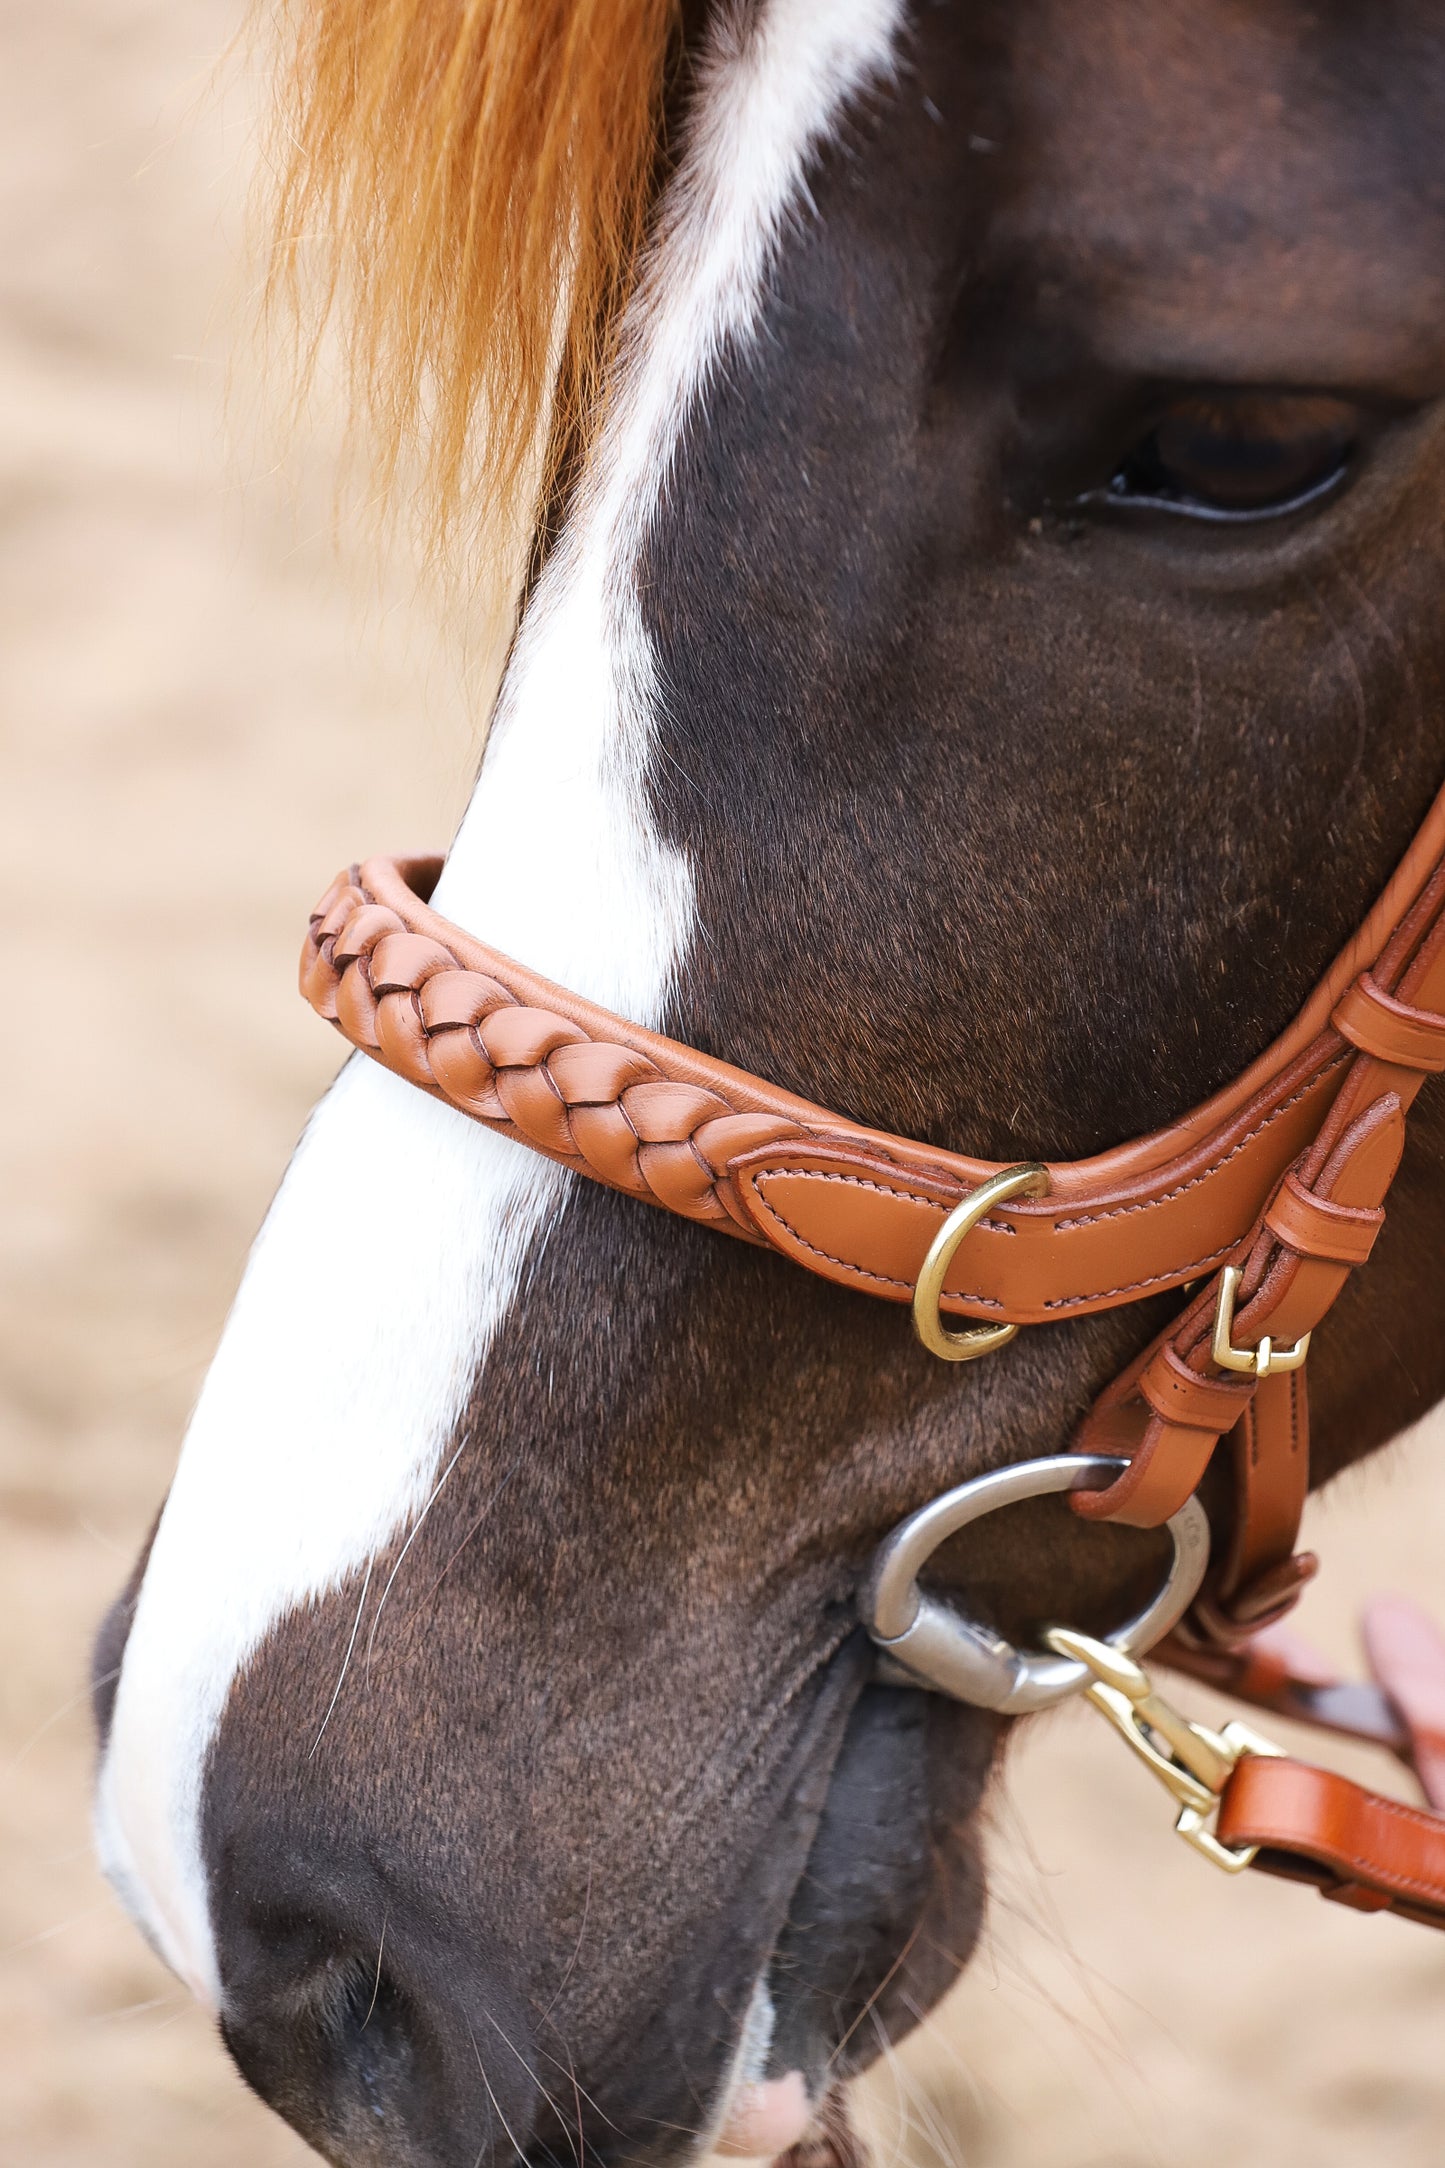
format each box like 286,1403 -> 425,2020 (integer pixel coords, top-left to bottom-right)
1045,1628 -> 1284,1873
911,1163 -> 1050,1363
1210,1263 -> 1311,1378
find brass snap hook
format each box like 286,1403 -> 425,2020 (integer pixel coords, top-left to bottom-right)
1044,1627 -> 1285,1874
911,1162 -> 1049,1362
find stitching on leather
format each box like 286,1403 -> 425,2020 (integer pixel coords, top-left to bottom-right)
745,1173 -> 1005,1304
754,1166 -> 1018,1226
1052,1060 -> 1350,1231
750,1165 -> 1240,1310
744,1181 -> 910,1293
744,1171 -> 1026,1305
1238,1790 -> 1445,1904
1041,1240 -> 1238,1309
1313,1838 -> 1445,1906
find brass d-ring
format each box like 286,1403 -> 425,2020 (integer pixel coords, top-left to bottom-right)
911,1161 -> 1050,1362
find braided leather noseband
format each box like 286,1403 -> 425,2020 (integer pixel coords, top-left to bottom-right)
303,777 -> 1445,1929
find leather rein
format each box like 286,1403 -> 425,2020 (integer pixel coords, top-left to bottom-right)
300,775 -> 1445,1931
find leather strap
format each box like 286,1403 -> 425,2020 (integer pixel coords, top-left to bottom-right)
1219,1757 -> 1445,1927
1201,1602 -> 1445,1811
301,808 -> 1445,1332
1070,850 -> 1445,1520
1162,1623 -> 1409,1754
1160,1604 -> 1445,1931
303,855 -> 1345,1320
1071,868 -> 1445,1629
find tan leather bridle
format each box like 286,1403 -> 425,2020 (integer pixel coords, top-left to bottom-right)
301,775 -> 1445,1930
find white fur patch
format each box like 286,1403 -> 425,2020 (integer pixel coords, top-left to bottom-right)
96,0 -> 903,2015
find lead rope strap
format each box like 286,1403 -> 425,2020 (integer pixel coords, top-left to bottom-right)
1056,1603 -> 1445,1928
1214,1599 -> 1445,1926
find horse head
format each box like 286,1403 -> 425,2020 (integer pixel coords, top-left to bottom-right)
95,4 -> 1445,2164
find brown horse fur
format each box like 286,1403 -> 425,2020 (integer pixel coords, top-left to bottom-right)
98,4 -> 1445,2165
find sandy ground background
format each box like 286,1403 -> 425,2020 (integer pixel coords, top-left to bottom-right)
5,5 -> 1445,2166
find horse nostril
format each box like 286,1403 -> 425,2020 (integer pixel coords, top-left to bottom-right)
331,1957 -> 412,2120
221,1951 -> 422,2156
219,1911 -> 542,2168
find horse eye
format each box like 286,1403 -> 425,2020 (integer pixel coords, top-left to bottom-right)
1105,393 -> 1359,521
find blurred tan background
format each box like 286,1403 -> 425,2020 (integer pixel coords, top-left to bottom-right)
3,5 -> 1445,2165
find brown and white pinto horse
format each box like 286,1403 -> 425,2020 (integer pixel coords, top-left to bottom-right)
94,3 -> 1445,2164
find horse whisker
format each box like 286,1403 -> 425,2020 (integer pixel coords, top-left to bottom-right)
308,1554 -> 373,1758
826,1916 -> 924,2074
418,1455 -> 524,1609
360,1908 -> 389,2030
481,2007 -> 580,2168
536,1857 -> 592,2025
6,1669 -> 121,1768
364,1436 -> 473,1673
467,2019 -> 532,2168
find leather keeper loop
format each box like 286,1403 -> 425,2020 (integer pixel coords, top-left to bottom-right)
1188,1553 -> 1319,1648
1264,1169 -> 1385,1266
1333,973 -> 1445,1072
1139,1344 -> 1256,1433
1070,1415 -> 1218,1528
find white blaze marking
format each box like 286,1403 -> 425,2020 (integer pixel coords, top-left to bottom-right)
96,0 -> 902,2014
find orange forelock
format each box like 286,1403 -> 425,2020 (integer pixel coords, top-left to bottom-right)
268,0 -> 682,566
